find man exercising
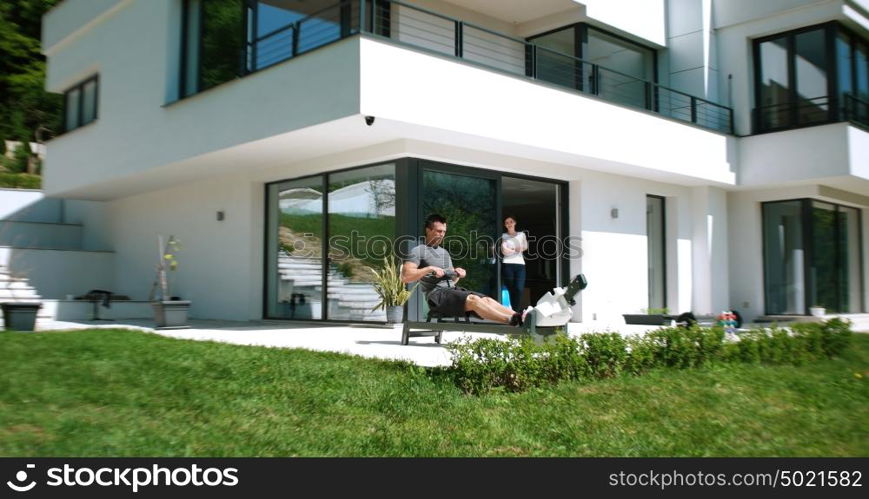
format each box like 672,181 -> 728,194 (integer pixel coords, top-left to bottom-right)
402,214 -> 526,326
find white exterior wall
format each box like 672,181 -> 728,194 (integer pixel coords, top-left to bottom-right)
582,0 -> 666,46
0,246 -> 114,298
666,0 -> 719,103
43,0 -> 361,199
108,174 -> 263,320
0,189 -> 61,222
691,186 -> 729,315
714,0 -> 849,135
359,39 -> 735,185
571,171 -> 699,324
740,123 -> 868,186
0,189 -> 110,251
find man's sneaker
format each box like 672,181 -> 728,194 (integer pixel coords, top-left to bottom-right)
520,307 -> 534,331
509,313 -> 522,326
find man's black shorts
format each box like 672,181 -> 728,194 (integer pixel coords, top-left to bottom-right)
426,287 -> 488,316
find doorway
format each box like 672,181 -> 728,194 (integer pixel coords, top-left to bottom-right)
502,176 -> 560,309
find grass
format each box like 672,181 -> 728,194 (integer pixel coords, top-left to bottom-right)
0,328 -> 867,456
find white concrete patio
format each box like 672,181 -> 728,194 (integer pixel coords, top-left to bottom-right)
29,315 -> 869,368
28,318 -> 664,367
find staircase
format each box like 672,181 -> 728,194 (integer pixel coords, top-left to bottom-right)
0,190 -> 116,326
277,252 -> 386,321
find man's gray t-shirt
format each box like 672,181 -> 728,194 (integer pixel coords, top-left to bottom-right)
406,243 -> 454,296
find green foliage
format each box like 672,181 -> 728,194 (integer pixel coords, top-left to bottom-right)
0,172 -> 41,188
0,1 -> 63,146
0,328 -> 867,456
579,332 -> 628,378
1,140 -> 32,173
199,0 -> 244,91
422,171 -> 498,294
446,319 -> 855,394
367,256 -> 417,310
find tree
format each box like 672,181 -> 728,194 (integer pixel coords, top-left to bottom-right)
0,0 -> 63,151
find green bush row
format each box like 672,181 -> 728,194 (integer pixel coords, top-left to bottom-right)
445,318 -> 854,394
0,172 -> 41,189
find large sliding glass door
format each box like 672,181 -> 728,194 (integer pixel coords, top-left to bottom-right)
265,163 -> 396,321
763,199 -> 864,315
266,175 -> 325,319
266,159 -> 566,323
327,165 -> 396,321
763,200 -> 805,314
413,163 -> 566,320
420,169 -> 499,300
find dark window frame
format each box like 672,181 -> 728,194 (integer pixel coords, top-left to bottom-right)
646,194 -> 667,311
761,198 -> 865,315
264,158 -> 569,323
752,21 -> 869,133
62,75 -> 99,133
263,159 -> 403,322
528,22 -> 659,86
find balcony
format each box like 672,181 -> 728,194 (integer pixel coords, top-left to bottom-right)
229,0 -> 732,134
753,93 -> 869,134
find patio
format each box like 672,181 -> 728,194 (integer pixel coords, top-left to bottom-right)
26,318 -> 669,367
27,315 -> 869,368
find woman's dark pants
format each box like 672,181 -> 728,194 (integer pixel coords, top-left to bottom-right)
502,263 -> 526,313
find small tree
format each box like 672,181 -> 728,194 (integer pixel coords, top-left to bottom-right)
149,235 -> 180,301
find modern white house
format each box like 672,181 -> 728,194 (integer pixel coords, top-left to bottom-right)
32,0 -> 868,327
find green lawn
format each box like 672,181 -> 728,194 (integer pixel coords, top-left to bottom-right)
1,328 -> 866,456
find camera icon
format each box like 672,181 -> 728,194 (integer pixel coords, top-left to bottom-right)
7,464 -> 37,492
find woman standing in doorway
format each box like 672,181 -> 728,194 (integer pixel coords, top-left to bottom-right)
501,215 -> 527,313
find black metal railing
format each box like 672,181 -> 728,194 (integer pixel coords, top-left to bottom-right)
244,1 -> 349,72
843,93 -> 869,129
241,0 -> 734,133
754,94 -> 869,133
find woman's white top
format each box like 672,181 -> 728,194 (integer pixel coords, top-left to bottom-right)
501,231 -> 527,265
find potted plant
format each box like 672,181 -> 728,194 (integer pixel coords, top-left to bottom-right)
623,307 -> 672,325
809,305 -> 826,317
368,256 -> 417,323
149,235 -> 191,329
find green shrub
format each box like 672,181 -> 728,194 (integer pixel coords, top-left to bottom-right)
0,172 -> 41,189
624,334 -> 656,375
445,319 -> 854,394
820,317 -> 853,356
579,332 -> 627,378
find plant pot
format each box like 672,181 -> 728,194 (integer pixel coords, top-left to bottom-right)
623,314 -> 671,326
1,302 -> 42,331
386,305 -> 404,324
809,306 -> 826,317
152,300 -> 191,329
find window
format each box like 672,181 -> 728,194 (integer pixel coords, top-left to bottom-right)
646,195 -> 666,311
180,0 -> 244,97
63,76 -> 98,132
265,163 -> 397,321
529,23 -> 657,106
180,0 -> 372,98
754,22 -> 869,132
762,199 -> 864,314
